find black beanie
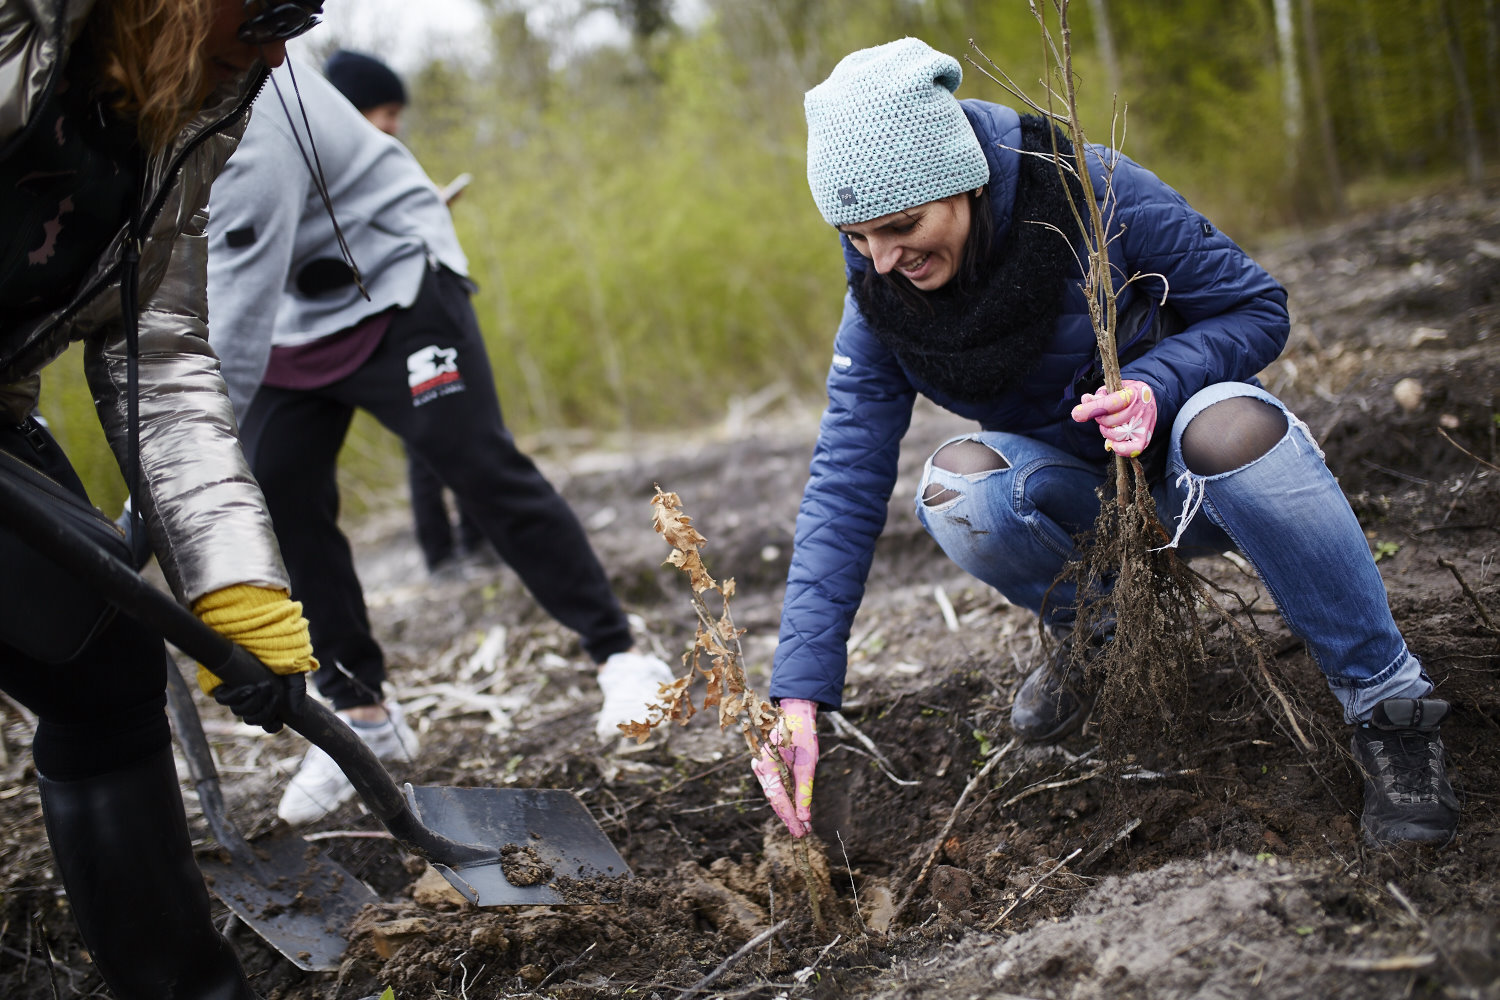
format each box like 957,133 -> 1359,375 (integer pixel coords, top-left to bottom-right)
325,50 -> 407,111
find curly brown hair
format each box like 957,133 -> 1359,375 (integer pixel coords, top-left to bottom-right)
76,0 -> 216,152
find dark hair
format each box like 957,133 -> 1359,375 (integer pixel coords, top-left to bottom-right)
856,186 -> 994,311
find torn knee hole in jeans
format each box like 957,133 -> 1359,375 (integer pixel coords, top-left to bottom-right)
923,439 -> 1008,510
932,438 -> 1009,476
922,483 -> 962,508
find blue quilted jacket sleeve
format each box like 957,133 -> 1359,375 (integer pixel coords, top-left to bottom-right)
770,290 -> 916,709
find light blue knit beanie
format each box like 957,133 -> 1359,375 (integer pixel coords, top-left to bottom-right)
805,38 -> 990,226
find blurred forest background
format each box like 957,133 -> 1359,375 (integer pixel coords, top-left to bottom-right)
40,0 -> 1500,511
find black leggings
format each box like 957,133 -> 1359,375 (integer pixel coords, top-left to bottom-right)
0,422 -> 171,781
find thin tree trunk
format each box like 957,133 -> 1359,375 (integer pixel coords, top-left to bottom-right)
1355,0 -> 1399,167
1299,0 -> 1345,212
1086,0 -> 1121,99
1486,0 -> 1500,141
1273,0 -> 1302,175
1437,0 -> 1485,181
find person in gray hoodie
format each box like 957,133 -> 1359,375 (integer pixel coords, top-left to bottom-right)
323,47 -> 493,578
207,59 -> 673,826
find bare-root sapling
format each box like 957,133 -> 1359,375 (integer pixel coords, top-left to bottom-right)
968,5 -> 1311,758
620,487 -> 827,931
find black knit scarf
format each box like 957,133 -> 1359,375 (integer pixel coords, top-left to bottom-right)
852,115 -> 1088,404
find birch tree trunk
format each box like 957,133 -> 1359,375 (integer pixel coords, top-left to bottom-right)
1273,0 -> 1302,176
1298,0 -> 1344,212
1086,0 -> 1122,101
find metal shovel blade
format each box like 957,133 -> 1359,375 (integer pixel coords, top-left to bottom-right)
199,836 -> 379,971
165,662 -> 377,972
405,785 -> 631,906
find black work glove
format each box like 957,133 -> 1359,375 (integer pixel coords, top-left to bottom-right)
212,670 -> 307,734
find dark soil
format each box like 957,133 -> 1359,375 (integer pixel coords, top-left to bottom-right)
2,188 -> 1497,1000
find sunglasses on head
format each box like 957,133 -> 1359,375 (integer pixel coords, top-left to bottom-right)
237,0 -> 324,45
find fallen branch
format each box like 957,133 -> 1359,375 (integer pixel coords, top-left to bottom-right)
1383,881 -> 1477,989
302,830 -> 397,843
1334,954 -> 1437,972
1437,426 -> 1500,474
836,832 -> 864,934
680,919 -> 789,999
933,585 -> 959,631
1078,817 -> 1140,870
985,847 -> 1083,931
622,757 -> 740,813
1003,765 -> 1199,809
789,933 -> 844,994
1438,557 -> 1498,633
1002,767 -> 1105,807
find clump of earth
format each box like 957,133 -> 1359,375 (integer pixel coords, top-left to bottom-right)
1,188 -> 1496,999
500,845 -> 553,888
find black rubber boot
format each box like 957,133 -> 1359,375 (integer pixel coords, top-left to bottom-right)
38,747 -> 257,1000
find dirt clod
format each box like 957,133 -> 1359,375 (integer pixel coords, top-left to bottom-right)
499,844 -> 553,887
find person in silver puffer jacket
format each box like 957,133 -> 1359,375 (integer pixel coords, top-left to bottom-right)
1,2 -> 324,997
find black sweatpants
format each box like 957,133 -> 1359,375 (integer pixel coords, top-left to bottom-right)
406,447 -> 486,569
239,266 -> 632,710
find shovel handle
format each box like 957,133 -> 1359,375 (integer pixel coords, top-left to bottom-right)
0,471 -> 492,867
163,661 -> 257,864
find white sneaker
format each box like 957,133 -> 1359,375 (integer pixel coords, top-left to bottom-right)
276,702 -> 420,826
595,651 -> 675,742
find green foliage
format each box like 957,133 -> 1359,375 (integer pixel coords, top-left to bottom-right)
37,0 -> 1500,505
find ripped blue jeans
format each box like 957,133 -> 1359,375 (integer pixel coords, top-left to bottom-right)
915,382 -> 1429,722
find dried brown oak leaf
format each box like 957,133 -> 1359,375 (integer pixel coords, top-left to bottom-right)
651,489 -> 716,593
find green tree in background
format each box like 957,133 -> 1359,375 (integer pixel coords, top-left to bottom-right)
41,0 -> 1499,511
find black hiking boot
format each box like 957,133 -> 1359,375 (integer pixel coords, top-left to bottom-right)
1351,697 -> 1459,846
1010,624 -> 1106,743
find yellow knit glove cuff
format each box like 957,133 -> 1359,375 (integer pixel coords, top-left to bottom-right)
192,584 -> 319,694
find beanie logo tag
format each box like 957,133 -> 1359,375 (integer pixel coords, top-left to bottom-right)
837,186 -> 858,207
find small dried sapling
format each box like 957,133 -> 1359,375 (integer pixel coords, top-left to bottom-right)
620,487 -> 824,930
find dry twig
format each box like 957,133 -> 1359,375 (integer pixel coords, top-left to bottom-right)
985,847 -> 1084,930
1438,557 -> 1498,633
1437,426 -> 1500,473
680,920 -> 789,999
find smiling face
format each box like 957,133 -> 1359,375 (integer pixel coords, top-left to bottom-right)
202,0 -> 289,84
838,190 -> 979,291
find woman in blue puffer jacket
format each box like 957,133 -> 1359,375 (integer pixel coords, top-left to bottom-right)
752,38 -> 1456,850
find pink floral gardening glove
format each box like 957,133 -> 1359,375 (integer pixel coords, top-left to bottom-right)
1071,379 -> 1159,458
751,698 -> 818,838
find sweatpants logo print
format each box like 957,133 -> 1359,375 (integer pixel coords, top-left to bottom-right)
407,345 -> 465,406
